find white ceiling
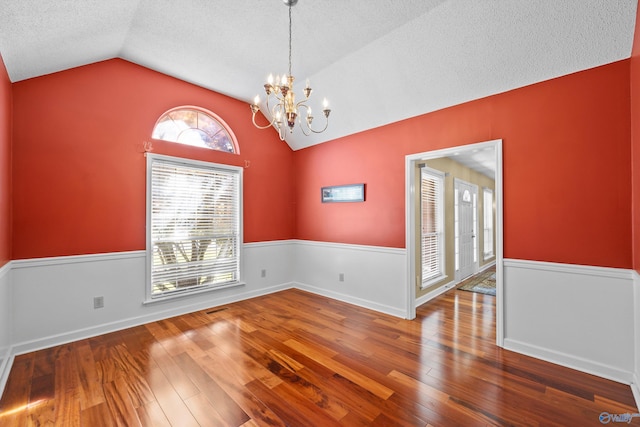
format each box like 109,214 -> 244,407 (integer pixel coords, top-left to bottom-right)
448,146 -> 497,180
0,0 -> 637,155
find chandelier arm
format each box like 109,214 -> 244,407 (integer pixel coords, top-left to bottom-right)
306,116 -> 330,134
297,115 -> 311,136
251,98 -> 278,129
251,113 -> 278,130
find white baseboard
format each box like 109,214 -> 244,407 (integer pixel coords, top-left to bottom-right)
294,281 -> 406,318
416,280 -> 456,307
631,373 -> 640,411
504,338 -> 633,385
0,348 -> 12,401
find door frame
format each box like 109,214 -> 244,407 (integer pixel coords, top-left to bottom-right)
405,139 -> 504,347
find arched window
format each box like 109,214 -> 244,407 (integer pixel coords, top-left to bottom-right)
152,106 -> 238,154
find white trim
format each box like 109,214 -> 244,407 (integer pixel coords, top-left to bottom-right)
503,258 -> 635,280
0,260 -> 11,276
142,281 -> 246,305
11,251 -> 145,269
291,239 -> 405,255
416,279 -> 457,307
243,239 -> 295,249
494,141 -> 504,347
421,274 -> 448,289
0,350 -> 13,401
294,281 -> 406,318
632,373 -> 640,412
504,338 -> 633,385
405,154 -> 418,320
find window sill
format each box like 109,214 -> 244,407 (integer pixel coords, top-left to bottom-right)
421,274 -> 447,290
143,281 -> 245,305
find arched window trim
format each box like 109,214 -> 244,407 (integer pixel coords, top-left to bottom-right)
151,106 -> 240,154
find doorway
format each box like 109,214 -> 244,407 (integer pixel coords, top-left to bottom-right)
405,139 -> 504,347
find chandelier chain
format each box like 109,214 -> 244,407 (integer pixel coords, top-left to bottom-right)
288,4 -> 292,77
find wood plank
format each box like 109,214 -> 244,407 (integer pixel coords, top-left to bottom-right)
143,357 -> 200,427
135,400 -> 172,427
284,338 -> 395,400
80,402 -> 115,427
173,352 -> 250,426
183,392 -> 230,427
196,353 -> 287,427
103,377 -> 142,427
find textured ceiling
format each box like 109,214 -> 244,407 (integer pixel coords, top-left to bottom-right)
0,0 -> 637,152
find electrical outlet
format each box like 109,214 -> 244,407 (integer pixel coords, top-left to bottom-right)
261,269 -> 267,278
93,296 -> 104,309
339,273 -> 345,282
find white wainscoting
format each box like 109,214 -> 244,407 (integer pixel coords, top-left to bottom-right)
3,245 -> 640,409
503,258 -> 636,385
291,240 -> 407,318
9,241 -> 294,357
0,261 -> 12,401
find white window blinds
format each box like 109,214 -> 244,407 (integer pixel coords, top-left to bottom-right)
421,168 -> 444,284
147,155 -> 241,298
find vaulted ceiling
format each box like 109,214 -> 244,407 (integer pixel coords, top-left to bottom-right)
0,0 -> 636,151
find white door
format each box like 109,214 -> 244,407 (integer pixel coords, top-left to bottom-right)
456,180 -> 477,280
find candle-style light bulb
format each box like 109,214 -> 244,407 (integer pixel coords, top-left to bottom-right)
323,98 -> 329,109
253,95 -> 260,105
267,74 -> 274,85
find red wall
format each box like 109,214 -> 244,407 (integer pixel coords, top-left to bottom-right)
0,55 -> 11,266
631,5 -> 640,275
12,59 -> 294,259
295,60 -> 632,269
9,57 -> 635,269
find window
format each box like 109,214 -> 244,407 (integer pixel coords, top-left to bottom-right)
152,107 -> 238,153
146,154 -> 242,300
421,167 -> 445,286
483,188 -> 494,259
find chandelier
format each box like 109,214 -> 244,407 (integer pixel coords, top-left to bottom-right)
250,0 -> 331,140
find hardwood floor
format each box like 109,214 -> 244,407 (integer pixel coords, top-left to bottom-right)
0,288 -> 637,426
